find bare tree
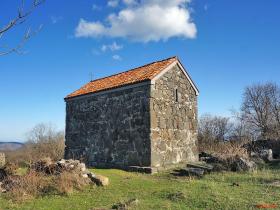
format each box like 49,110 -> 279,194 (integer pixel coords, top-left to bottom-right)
0,0 -> 44,56
231,110 -> 256,142
198,114 -> 233,143
241,82 -> 280,140
25,123 -> 65,161
269,84 -> 280,137
6,123 -> 65,164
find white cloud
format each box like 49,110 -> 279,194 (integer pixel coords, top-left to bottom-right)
92,4 -> 101,11
108,0 -> 119,7
75,0 -> 197,42
75,20 -> 106,37
101,42 -> 123,52
112,55 -> 122,61
123,0 -> 137,5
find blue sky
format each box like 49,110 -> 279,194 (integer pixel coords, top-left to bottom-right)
0,0 -> 280,141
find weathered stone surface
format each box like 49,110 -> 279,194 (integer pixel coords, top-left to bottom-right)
65,84 -> 151,168
150,64 -> 198,168
88,173 -> 109,186
187,163 -> 214,173
31,158 -> 91,176
231,158 -> 257,172
199,153 -> 257,172
244,140 -> 280,159
112,198 -> 139,210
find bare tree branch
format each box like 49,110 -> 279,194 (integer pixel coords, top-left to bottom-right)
241,82 -> 280,140
0,0 -> 45,56
0,24 -> 42,56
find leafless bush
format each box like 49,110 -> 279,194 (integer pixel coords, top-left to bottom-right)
55,171 -> 90,195
203,141 -> 249,160
198,113 -> 252,159
0,0 -> 45,56
3,170 -> 51,202
198,114 -> 234,152
3,169 -> 89,202
5,123 -> 65,165
198,114 -> 233,141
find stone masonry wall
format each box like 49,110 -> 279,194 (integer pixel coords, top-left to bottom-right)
150,64 -> 198,168
65,84 -> 151,168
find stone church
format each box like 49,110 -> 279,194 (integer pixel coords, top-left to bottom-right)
64,56 -> 199,173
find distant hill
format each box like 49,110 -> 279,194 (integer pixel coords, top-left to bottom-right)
0,142 -> 24,151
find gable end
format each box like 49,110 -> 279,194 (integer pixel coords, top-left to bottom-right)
151,60 -> 199,96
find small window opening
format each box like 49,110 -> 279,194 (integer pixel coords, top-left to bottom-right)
175,88 -> 178,102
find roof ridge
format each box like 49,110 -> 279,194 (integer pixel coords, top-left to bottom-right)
86,56 -> 177,85
66,55 -> 180,99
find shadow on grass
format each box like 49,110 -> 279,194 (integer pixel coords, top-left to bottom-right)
267,160 -> 280,170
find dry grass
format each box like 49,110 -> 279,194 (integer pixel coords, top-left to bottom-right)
5,138 -> 65,166
3,171 -> 51,202
200,140 -> 249,160
3,169 -> 90,202
55,171 -> 90,195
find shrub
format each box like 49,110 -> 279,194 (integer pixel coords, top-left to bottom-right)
54,171 -> 90,195
200,140 -> 249,160
5,123 -> 65,165
3,171 -> 51,202
3,168 -> 90,202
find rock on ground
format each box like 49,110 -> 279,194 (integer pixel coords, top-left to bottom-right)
88,173 -> 109,186
230,157 -> 257,172
199,152 -> 258,172
32,158 -> 110,186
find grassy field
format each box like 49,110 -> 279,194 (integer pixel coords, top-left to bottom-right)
0,165 -> 280,210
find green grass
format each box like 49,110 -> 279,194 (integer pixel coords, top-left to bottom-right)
1,166 -> 280,210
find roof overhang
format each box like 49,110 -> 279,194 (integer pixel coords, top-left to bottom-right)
65,80 -> 151,102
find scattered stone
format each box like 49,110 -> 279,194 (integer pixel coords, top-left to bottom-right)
230,157 -> 257,172
128,166 -> 153,174
186,168 -> 204,176
32,158 -> 90,176
199,152 -> 221,163
0,169 -> 7,181
112,198 -> 139,210
187,163 -> 213,173
267,181 -> 280,187
30,158 -> 109,186
88,173 -> 109,186
259,149 -> 273,161
244,139 -> 280,159
172,168 -> 205,177
199,152 -> 258,172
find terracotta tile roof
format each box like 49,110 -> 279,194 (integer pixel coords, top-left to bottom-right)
65,56 -> 178,99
